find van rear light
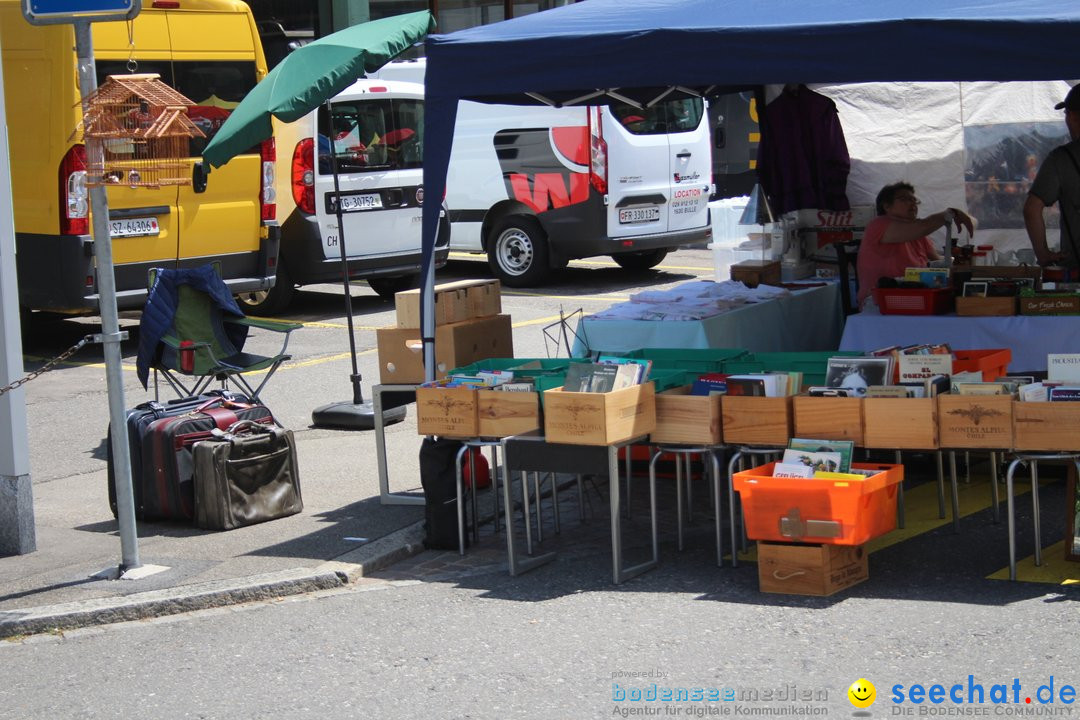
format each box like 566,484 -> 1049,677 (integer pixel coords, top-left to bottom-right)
588,106 -> 607,194
260,138 -> 276,221
59,145 -> 88,236
291,138 -> 315,215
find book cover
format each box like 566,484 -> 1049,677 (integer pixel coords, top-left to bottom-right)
1018,382 -> 1049,402
897,353 -> 952,384
953,382 -> 1009,396
866,385 -> 911,398
1048,354 -> 1080,383
597,355 -> 652,384
587,364 -> 621,393
788,437 -> 854,473
494,381 -> 536,392
899,383 -> 927,398
807,386 -> 854,397
824,356 -> 891,398
725,376 -> 767,397
780,449 -> 843,473
561,363 -> 591,393
1049,386 -> 1080,402
690,375 -> 729,396
771,462 -> 815,478
611,363 -> 641,390
951,370 -> 984,383
924,374 -> 951,397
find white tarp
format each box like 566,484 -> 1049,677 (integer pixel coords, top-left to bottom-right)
815,80 -> 1074,260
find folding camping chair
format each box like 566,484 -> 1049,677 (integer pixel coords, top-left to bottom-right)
145,266 -> 301,403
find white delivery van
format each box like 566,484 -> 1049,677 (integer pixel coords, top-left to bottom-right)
374,59 -> 713,286
240,78 -> 449,313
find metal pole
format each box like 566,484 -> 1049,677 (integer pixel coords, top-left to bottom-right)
0,26 -> 35,555
74,21 -> 140,571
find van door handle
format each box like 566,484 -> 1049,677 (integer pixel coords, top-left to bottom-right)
193,162 -> 208,193
676,151 -> 692,158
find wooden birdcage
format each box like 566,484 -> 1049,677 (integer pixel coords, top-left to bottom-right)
77,73 -> 206,188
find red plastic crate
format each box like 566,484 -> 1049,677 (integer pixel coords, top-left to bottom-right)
732,462 -> 903,545
873,287 -> 953,315
953,348 -> 1011,381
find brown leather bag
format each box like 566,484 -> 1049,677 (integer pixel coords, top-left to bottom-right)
193,420 -> 302,530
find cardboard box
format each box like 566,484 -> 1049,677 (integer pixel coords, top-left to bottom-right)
1013,402 -> 1080,451
395,279 -> 501,328
792,395 -> 864,445
862,397 -> 938,449
731,259 -> 781,288
937,395 -> 1013,449
757,542 -> 869,596
651,385 -> 723,445
721,396 -> 792,447
415,384 -> 539,438
955,296 -> 1017,316
543,382 -> 656,446
377,314 -> 514,384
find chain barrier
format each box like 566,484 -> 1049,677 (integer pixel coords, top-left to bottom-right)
0,334 -> 96,396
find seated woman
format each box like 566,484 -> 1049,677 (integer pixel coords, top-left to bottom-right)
855,182 -> 975,310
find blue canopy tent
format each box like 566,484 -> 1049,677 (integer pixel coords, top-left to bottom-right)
418,0 -> 1080,379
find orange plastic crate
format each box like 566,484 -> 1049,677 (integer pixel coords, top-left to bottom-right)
952,348 -> 1011,381
873,287 -> 953,315
732,462 -> 903,545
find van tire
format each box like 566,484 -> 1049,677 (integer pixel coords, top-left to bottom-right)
237,261 -> 294,315
368,274 -> 419,300
487,216 -> 550,287
612,249 -> 669,271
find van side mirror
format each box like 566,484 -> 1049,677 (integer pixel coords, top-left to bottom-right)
193,161 -> 208,193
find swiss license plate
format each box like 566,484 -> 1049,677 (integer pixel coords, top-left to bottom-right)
619,206 -> 660,224
338,193 -> 383,212
109,217 -> 159,237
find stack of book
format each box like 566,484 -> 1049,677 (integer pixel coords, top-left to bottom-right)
770,438 -> 870,479
1016,353 -> 1080,401
562,356 -> 651,393
688,371 -> 802,397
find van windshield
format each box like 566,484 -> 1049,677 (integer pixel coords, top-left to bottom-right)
610,97 -> 704,135
317,98 -> 424,174
96,61 -> 259,157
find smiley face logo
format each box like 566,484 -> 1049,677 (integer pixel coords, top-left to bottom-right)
848,678 -> 876,708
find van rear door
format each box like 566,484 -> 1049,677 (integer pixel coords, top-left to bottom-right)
313,91 -> 425,262
166,7 -> 264,277
605,98 -> 711,238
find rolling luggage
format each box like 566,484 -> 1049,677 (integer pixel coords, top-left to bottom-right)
192,420 -> 302,530
106,391 -> 274,521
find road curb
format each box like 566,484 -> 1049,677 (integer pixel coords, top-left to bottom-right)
0,567 -> 345,639
0,521 -> 429,639
317,520 -> 427,583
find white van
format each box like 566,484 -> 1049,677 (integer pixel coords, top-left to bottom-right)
240,78 -> 449,313
374,59 -> 713,286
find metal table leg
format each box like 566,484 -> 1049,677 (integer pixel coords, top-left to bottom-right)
610,440 -> 657,584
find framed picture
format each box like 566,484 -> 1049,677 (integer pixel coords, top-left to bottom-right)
962,281 -> 988,298
1067,464 -> 1080,563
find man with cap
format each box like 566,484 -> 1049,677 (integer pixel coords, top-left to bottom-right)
1024,84 -> 1080,268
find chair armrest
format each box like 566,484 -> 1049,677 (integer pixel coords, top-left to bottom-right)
227,316 -> 303,333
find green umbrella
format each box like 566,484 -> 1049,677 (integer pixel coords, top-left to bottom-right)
202,10 -> 435,169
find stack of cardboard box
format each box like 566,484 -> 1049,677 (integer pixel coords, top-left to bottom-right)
376,279 -> 513,384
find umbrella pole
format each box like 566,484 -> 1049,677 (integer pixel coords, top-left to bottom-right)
312,100 -> 405,430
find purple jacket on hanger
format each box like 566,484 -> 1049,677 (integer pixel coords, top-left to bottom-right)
756,85 -> 851,214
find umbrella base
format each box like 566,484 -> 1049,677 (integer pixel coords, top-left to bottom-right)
311,400 -> 406,431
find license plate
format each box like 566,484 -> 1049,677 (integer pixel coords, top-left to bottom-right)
109,217 -> 159,237
619,206 -> 660,224
338,193 -> 383,212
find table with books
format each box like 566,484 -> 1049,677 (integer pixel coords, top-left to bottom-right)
571,280 -> 843,357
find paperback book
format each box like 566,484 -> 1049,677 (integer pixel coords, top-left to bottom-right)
787,437 -> 854,473
824,357 -> 891,398
780,449 -> 843,473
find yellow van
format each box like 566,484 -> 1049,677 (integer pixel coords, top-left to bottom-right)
0,0 -> 278,314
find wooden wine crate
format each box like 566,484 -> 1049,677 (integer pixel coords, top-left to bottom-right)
792,395 -> 864,445
416,385 -> 539,439
937,394 -> 1013,449
395,279 -> 502,328
651,385 -> 723,445
955,296 -> 1017,316
757,542 -> 868,596
1013,402 -> 1080,451
721,395 -> 793,447
862,397 -> 938,449
543,382 -> 656,446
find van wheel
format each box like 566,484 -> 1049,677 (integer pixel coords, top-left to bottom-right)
612,249 -> 669,271
368,274 -> 418,300
487,216 -> 549,287
237,261 -> 294,315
